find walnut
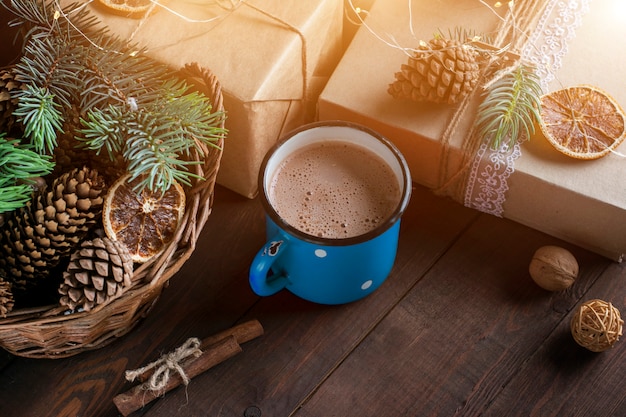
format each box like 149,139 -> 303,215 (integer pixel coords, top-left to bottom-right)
529,245 -> 578,291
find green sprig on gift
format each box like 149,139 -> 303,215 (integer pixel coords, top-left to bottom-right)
389,26 -> 543,151
476,64 -> 543,150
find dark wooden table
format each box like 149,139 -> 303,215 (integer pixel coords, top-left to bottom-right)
0,183 -> 624,417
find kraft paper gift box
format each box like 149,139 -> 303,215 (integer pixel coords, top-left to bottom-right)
343,0 -> 375,47
60,0 -> 344,198
319,0 -> 626,261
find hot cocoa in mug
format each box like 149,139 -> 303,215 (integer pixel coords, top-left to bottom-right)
249,121 -> 411,305
269,140 -> 401,239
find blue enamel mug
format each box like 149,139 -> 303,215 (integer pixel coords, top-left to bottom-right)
249,121 -> 411,304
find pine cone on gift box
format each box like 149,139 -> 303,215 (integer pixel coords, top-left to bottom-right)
0,274 -> 15,317
0,65 -> 26,134
0,167 -> 106,290
389,36 -> 479,105
59,237 -> 134,312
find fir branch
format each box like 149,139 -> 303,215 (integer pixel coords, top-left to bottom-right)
123,109 -> 201,193
476,64 -> 543,150
79,37 -> 172,111
2,0 -> 55,32
12,84 -> 64,154
78,82 -> 226,194
0,134 -> 54,213
8,1 -> 171,115
0,181 -> 33,213
0,136 -> 54,178
78,104 -> 126,159
6,0 -> 226,194
152,80 -> 224,155
3,0 -> 102,46
14,35 -> 84,109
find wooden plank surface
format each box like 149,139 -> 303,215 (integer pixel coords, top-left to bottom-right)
140,185 -> 479,417
0,184 -> 624,417
484,259 -> 626,417
295,214 -> 617,417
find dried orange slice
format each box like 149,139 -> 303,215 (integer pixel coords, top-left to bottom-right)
95,0 -> 162,18
539,85 -> 626,159
103,174 -> 186,263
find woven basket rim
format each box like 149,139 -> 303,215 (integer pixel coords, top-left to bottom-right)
0,62 -> 226,358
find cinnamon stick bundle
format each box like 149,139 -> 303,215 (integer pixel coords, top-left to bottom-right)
113,319 -> 264,416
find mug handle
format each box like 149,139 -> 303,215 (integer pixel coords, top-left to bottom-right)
249,235 -> 290,296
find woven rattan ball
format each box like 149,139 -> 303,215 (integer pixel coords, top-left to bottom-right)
571,299 -> 623,352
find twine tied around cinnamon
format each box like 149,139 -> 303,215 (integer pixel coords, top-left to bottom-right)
125,337 -> 203,392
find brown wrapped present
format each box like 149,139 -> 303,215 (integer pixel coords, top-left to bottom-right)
320,0 -> 626,261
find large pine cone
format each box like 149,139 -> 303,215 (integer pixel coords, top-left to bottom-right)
389,37 -> 479,105
0,274 -> 14,317
0,167 -> 106,289
52,104 -> 93,177
52,105 -> 126,183
59,237 -> 134,312
0,65 -> 26,135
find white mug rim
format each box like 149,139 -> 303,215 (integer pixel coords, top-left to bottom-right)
259,120 -> 412,246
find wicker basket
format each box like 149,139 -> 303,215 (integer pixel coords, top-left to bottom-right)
0,63 -> 225,359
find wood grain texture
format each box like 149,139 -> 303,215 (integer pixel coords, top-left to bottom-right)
0,184 -> 624,417
295,215 -> 617,417
142,185 -> 479,417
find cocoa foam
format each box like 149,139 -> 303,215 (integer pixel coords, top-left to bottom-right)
269,141 -> 401,239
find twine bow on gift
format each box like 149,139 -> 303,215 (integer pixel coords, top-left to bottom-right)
434,0 -> 549,215
125,337 -> 203,392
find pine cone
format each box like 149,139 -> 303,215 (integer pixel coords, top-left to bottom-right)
389,37 -> 479,105
0,65 -> 27,135
0,274 -> 15,317
59,237 -> 134,312
52,104 -> 93,176
0,167 -> 106,289
51,110 -> 126,188
52,104 -> 127,183
54,145 -> 125,186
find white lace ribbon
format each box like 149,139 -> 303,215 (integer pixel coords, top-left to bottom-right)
464,0 -> 591,217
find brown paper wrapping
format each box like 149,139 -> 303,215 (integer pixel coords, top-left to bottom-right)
319,0 -> 626,261
60,0 -> 344,198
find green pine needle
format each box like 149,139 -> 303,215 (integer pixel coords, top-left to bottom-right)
0,134 -> 54,213
12,84 -> 64,154
0,136 -> 54,178
5,0 -> 226,195
79,104 -> 126,159
78,81 -> 226,195
0,182 -> 33,213
476,64 -> 543,150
